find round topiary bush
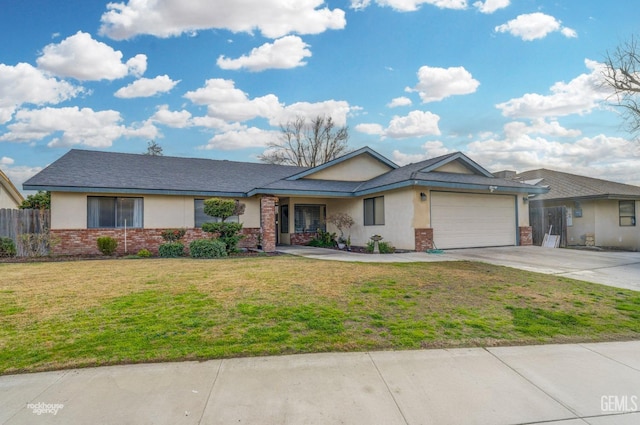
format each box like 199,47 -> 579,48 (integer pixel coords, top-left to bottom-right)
137,248 -> 152,258
189,239 -> 227,258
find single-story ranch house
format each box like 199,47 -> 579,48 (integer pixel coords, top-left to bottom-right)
23,147 -> 548,255
513,168 -> 640,251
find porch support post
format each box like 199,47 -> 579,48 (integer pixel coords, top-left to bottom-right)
260,195 -> 278,252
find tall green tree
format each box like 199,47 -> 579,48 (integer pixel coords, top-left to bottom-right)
259,115 -> 349,167
19,191 -> 50,210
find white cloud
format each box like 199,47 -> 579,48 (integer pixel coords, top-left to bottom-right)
0,106 -> 158,148
496,59 -> 610,119
466,128 -> 640,185
185,78 -> 282,122
495,13 -> 576,41
0,63 -> 82,124
217,36 -> 312,72
391,141 -> 455,165
387,96 -> 413,108
354,0 -> 467,12
99,0 -> 346,40
1,156 -> 15,165
355,123 -> 385,135
473,0 -> 509,14
36,31 -> 147,81
357,110 -> 441,139
150,105 -> 192,128
114,75 -> 180,98
407,65 -> 480,103
2,164 -> 43,192
274,100 -> 351,127
201,127 -> 281,150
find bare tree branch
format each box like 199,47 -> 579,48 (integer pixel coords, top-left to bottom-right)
602,35 -> 640,134
259,115 -> 350,167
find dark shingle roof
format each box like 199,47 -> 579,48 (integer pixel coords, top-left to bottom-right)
515,169 -> 640,201
24,149 -> 307,195
24,148 -> 548,197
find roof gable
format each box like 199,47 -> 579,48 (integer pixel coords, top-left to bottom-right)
418,152 -> 494,177
285,147 -> 397,181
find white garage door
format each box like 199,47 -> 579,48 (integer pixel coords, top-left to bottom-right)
431,191 -> 516,249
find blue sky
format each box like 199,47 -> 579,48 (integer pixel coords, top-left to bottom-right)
2,0 -> 639,193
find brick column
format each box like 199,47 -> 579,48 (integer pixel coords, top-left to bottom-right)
414,228 -> 434,251
260,195 -> 278,252
519,226 -> 533,246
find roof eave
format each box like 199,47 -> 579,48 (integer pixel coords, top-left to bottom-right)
419,152 -> 495,178
23,185 -> 248,198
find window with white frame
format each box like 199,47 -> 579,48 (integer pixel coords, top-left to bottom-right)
87,197 -> 143,228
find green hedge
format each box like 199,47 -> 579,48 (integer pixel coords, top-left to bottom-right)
158,242 -> 184,258
0,237 -> 16,257
189,239 -> 228,258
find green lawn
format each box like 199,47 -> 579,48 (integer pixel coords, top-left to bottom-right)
1,256 -> 639,374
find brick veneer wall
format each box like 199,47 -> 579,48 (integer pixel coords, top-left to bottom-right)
290,232 -> 317,246
519,226 -> 533,246
51,227 -> 261,256
414,228 -> 434,251
260,196 -> 278,252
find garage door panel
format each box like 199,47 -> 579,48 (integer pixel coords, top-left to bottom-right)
431,192 -> 516,249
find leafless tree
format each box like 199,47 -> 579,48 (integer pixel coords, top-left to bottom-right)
259,115 -> 349,167
144,140 -> 163,156
602,36 -> 640,134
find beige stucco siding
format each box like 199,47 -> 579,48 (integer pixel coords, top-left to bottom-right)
433,161 -> 474,174
594,200 -> 640,250
303,155 -> 392,181
51,192 -> 262,229
51,192 -> 87,229
0,186 -> 19,209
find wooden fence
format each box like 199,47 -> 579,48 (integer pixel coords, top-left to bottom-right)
529,206 -> 567,248
0,208 -> 51,256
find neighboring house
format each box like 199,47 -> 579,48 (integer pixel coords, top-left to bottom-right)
0,168 -> 24,209
23,147 -> 547,255
513,169 -> 640,251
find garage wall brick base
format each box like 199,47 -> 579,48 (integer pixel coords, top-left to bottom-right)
414,228 -> 434,251
519,226 -> 533,246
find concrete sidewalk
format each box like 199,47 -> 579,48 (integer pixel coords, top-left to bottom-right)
2,341 -> 639,424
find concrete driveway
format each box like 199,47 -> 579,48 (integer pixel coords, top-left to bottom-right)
447,246 -> 640,291
278,245 -> 640,291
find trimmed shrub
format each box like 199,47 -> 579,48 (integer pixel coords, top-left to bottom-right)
365,240 -> 396,254
0,237 -> 17,257
202,222 -> 244,254
189,239 -> 228,258
159,242 -> 184,258
137,248 -> 152,258
97,236 -> 118,256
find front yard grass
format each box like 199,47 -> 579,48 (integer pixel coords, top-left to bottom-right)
1,256 -> 639,374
